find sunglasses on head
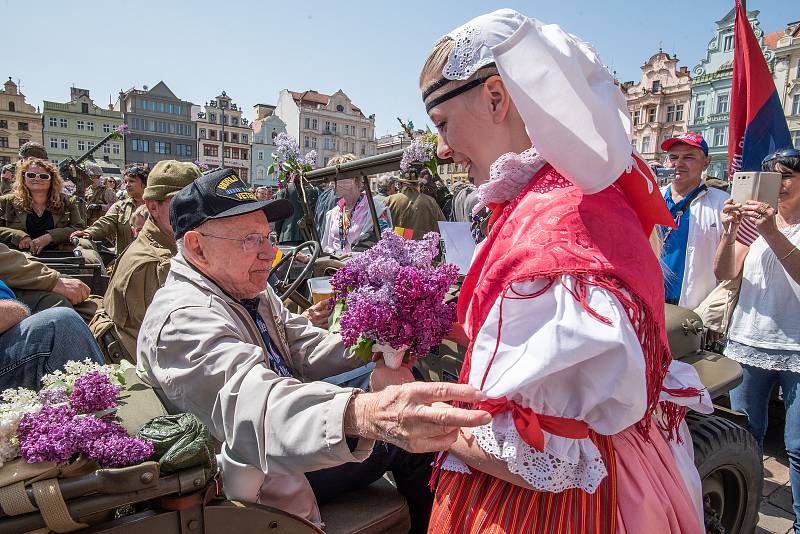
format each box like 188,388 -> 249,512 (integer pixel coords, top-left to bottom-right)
24,172 -> 51,181
762,148 -> 800,166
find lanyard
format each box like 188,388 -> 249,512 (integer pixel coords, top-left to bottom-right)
339,193 -> 364,249
660,184 -> 707,244
240,298 -> 294,377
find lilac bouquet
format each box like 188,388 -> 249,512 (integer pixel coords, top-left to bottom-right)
331,230 -> 459,368
400,131 -> 439,177
0,361 -> 153,468
268,133 -> 316,189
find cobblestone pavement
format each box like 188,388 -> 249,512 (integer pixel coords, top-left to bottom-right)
755,407 -> 795,534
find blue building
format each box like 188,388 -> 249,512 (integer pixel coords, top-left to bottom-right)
688,8 -> 775,179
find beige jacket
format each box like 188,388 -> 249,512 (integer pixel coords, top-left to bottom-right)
0,193 -> 85,248
136,254 -> 373,524
0,243 -> 59,291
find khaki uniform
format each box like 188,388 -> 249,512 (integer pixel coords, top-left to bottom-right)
0,181 -> 11,195
0,193 -> 86,249
84,185 -> 116,225
385,186 -> 446,240
85,196 -> 140,253
0,243 -> 59,290
92,218 -> 175,359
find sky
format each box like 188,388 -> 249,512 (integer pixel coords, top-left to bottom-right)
3,0 -> 797,136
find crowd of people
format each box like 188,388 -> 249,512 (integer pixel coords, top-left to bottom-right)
0,8 -> 799,534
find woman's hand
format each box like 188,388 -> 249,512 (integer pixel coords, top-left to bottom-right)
29,234 -> 53,255
740,200 -> 779,238
369,359 -> 415,392
721,199 -> 743,234
17,236 -> 32,250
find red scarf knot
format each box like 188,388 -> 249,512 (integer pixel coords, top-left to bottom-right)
477,397 -> 590,452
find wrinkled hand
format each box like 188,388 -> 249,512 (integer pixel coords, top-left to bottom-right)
721,199 -> 743,233
295,252 -> 311,264
53,277 -> 90,305
369,359 -> 415,392
30,234 -> 53,255
70,230 -> 90,240
18,236 -> 32,250
741,200 -> 778,237
302,299 -> 332,329
345,382 -> 491,453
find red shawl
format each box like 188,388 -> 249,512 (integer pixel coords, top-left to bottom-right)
458,164 -> 675,437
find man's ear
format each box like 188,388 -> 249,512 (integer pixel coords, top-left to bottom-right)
484,75 -> 511,124
703,155 -> 712,170
183,231 -> 208,265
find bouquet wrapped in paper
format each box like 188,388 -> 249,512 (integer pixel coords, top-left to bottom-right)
330,230 -> 459,368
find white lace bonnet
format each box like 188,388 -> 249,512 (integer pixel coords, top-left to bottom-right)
426,9 -> 635,194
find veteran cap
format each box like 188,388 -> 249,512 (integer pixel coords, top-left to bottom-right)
169,168 -> 293,240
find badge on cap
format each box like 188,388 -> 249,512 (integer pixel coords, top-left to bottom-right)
216,174 -> 257,201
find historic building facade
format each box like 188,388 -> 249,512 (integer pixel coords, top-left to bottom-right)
0,78 -> 42,166
116,82 -> 195,167
42,87 -> 125,168
195,92 -> 251,181
688,8 -> 773,179
274,89 -> 376,167
621,51 -> 692,163
250,104 -> 286,187
773,21 -> 800,148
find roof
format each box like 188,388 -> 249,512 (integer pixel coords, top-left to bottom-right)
289,90 -> 363,114
764,31 -> 783,50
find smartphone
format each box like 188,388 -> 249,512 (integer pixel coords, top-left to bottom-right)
654,167 -> 676,180
730,172 -> 781,209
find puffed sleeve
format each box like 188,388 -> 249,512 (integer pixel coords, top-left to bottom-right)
451,275 -> 647,492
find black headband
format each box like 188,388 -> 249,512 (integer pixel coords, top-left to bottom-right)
424,76 -> 493,112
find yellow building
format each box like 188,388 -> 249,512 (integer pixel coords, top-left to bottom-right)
773,22 -> 800,148
0,78 -> 43,166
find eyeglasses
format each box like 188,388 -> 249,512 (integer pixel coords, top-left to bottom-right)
762,148 -> 800,166
197,232 -> 278,252
24,172 -> 51,181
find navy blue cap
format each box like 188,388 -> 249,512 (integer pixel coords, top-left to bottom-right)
170,168 -> 292,240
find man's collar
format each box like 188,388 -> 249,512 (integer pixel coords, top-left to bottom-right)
140,217 -> 177,255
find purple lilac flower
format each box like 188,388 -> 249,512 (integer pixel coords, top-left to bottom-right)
274,133 -> 300,164
114,124 -> 130,136
69,372 -> 120,414
73,417 -> 153,468
37,387 -> 69,405
303,150 -> 317,167
400,137 -> 436,172
17,404 -> 79,463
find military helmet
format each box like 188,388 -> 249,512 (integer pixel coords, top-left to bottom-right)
19,141 -> 48,160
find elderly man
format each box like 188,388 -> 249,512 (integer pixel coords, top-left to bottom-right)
84,162 -> 116,225
137,169 -> 489,531
374,175 -> 397,203
90,160 -> 200,361
660,132 -> 728,310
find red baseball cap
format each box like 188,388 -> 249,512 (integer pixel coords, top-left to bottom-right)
661,132 -> 709,155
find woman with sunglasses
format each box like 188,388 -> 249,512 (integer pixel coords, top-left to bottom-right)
0,158 -> 85,254
714,147 -> 800,532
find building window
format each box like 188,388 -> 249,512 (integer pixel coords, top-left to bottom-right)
199,128 -> 206,139
103,144 -> 111,154
242,134 -> 248,144
304,136 -> 309,148
312,137 -> 317,148
87,122 -> 95,132
49,117 -> 58,127
713,126 -> 728,146
60,139 -> 68,149
792,94 -> 800,116
312,119 -> 318,130
716,94 -> 729,114
203,144 -> 218,157
8,102 -> 15,112
631,139 -> 637,151
305,117 -> 311,129
231,133 -> 239,143
325,121 -> 331,133
81,102 -> 89,114
257,168 -> 264,180
132,139 -> 149,152
18,138 -> 29,147
695,100 -> 705,119
642,136 -> 652,153
258,150 -> 264,160
77,120 -> 85,130
232,117 -> 239,126
675,104 -> 684,121
209,130 -> 217,140
0,137 -> 7,148
103,123 -> 111,133
647,107 -> 657,123
112,144 -> 120,155
87,141 -> 95,150
666,105 -> 676,123
209,113 -> 216,123
154,142 -> 171,154
77,140 -> 86,151
723,34 -> 734,51
652,80 -> 661,93
175,144 -> 191,156
240,168 -> 248,180
792,130 -> 800,149
360,145 -> 366,156
50,138 -> 58,149
18,122 -> 28,131
59,118 -> 67,128
0,120 -> 6,128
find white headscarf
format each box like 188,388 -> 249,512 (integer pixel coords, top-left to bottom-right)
436,9 -> 634,194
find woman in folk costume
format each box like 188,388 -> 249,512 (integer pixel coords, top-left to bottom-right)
420,10 -> 710,533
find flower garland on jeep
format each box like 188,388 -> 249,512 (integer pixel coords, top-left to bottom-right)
330,229 -> 458,368
0,360 -> 153,468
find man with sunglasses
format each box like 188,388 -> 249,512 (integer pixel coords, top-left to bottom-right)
137,168 -> 490,531
89,160 -> 201,361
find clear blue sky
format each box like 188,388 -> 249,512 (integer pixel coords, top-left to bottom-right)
3,0 -> 797,136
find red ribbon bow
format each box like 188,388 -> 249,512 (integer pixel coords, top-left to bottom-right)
477,397 -> 590,452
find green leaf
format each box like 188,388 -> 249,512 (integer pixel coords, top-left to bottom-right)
352,336 -> 375,364
329,298 -> 347,334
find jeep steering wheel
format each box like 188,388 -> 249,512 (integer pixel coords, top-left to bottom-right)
270,240 -> 321,305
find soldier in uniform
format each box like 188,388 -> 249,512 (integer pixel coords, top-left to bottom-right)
18,141 -> 49,161
71,164 -> 148,255
83,161 -> 116,225
1,163 -> 14,195
90,160 -> 200,360
385,169 -> 446,240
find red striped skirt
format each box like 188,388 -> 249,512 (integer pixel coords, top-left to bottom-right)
428,432 -> 617,533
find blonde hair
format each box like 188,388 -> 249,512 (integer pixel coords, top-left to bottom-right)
328,153 -> 357,166
12,158 -> 66,214
419,38 -> 455,92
